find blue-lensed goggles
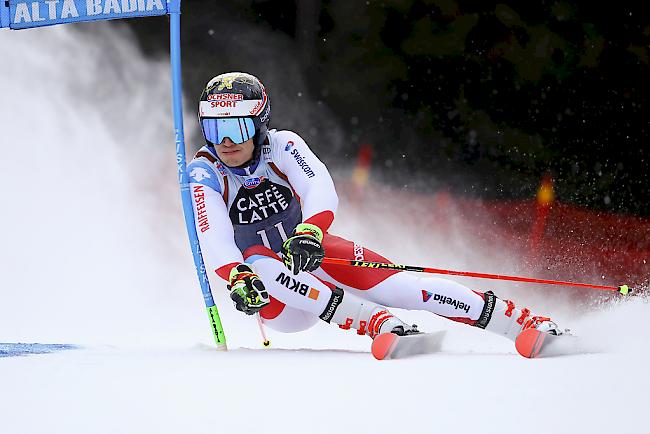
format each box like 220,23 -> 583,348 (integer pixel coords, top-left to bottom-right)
201,117 -> 256,145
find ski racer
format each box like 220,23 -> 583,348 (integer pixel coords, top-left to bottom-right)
188,72 -> 564,346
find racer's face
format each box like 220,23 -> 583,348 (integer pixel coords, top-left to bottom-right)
216,137 -> 254,167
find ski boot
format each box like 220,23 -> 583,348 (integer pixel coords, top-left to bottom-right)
481,292 -> 568,341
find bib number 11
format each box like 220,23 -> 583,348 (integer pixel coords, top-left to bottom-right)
256,222 -> 289,249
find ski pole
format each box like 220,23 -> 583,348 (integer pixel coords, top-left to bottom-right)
321,258 -> 631,295
256,314 -> 271,347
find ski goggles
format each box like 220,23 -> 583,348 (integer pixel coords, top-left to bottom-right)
201,117 -> 256,145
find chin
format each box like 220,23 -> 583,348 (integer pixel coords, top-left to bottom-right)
218,151 -> 252,167
218,157 -> 240,167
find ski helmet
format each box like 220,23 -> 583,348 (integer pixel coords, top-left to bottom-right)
198,72 -> 271,149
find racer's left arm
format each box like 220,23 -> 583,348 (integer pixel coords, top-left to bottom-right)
274,130 -> 338,231
274,131 -> 338,274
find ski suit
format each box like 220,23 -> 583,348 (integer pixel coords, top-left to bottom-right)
188,129 -> 527,340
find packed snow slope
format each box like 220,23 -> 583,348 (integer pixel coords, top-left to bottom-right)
1,24 -> 648,434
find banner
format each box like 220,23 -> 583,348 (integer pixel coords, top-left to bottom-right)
1,0 -> 168,29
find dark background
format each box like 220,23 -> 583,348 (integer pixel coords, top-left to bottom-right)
124,0 -> 649,216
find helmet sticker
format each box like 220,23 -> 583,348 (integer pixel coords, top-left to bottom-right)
259,98 -> 271,122
249,88 -> 268,116
199,100 -> 263,117
207,93 -> 243,101
205,74 -> 237,93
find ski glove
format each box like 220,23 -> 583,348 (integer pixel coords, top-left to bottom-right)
282,223 -> 325,275
227,263 -> 270,315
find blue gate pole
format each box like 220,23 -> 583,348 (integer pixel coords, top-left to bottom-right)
168,0 -> 227,349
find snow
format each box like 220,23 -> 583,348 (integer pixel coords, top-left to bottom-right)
1,23 -> 649,434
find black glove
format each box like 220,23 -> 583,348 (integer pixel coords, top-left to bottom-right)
227,263 -> 270,315
281,223 -> 325,275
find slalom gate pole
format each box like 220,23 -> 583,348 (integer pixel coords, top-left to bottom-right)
322,258 -> 631,295
1,0 -> 227,349
169,0 -> 227,349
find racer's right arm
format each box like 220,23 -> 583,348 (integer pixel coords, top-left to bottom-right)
188,160 -> 243,283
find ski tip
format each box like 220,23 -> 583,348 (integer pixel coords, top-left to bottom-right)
515,328 -> 547,359
0,343 -> 80,358
371,333 -> 399,360
618,285 -> 630,295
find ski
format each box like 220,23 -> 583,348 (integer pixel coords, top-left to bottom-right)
515,328 -> 581,358
371,331 -> 446,360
